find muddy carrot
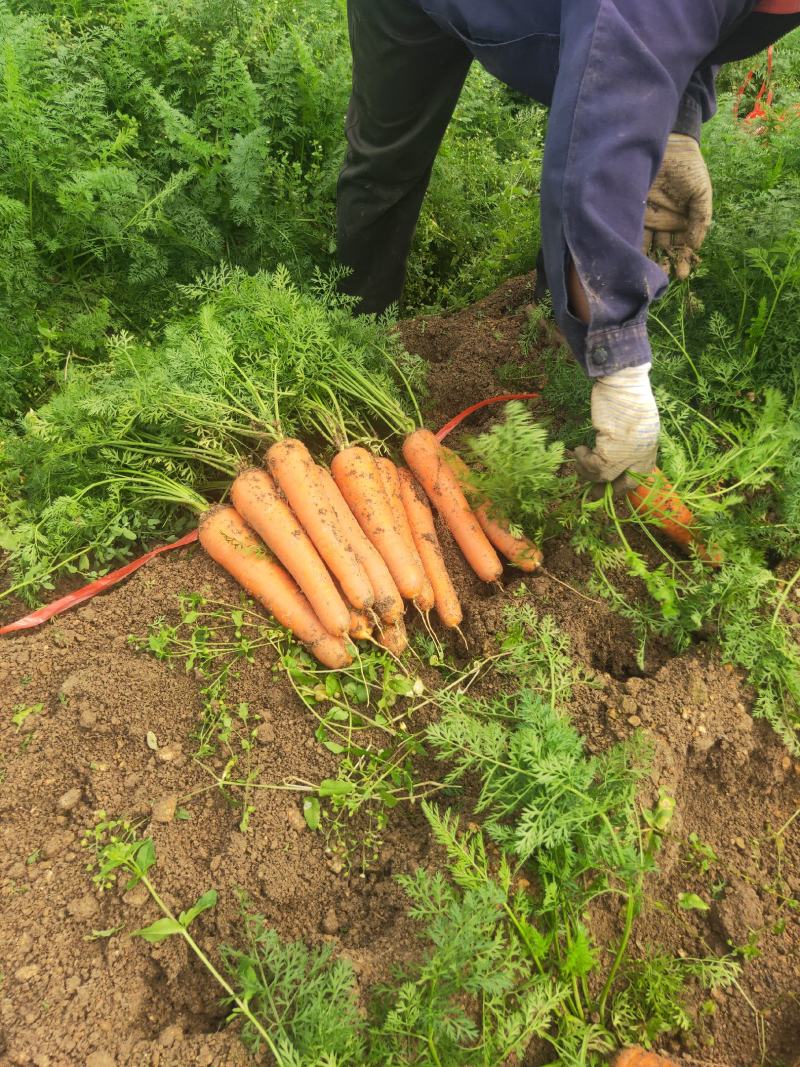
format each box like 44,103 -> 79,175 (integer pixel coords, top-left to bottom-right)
348,608 -> 373,641
402,429 -> 502,583
267,438 -> 374,611
444,448 -> 542,572
376,617 -> 409,656
230,467 -> 350,637
316,465 -> 404,625
627,469 -> 722,566
376,456 -> 435,611
331,446 -> 426,602
198,506 -> 352,669
614,1049 -> 679,1067
397,468 -> 463,629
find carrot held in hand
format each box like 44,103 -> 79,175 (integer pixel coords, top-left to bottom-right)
267,439 -> 374,611
626,468 -> 722,566
376,457 -> 435,612
316,465 -> 404,625
444,448 -> 542,572
331,446 -> 426,602
231,468 -> 350,638
397,468 -> 463,629
198,506 -> 352,669
402,429 -> 503,583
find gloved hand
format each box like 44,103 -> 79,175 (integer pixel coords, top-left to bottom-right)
573,363 -> 660,489
643,134 -> 712,281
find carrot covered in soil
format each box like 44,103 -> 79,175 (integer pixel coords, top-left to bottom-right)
267,439 -> 374,611
402,429 -> 503,583
626,469 -> 722,566
331,446 -> 426,602
397,468 -> 463,629
316,465 -> 404,625
376,617 -> 409,656
376,457 -> 435,612
230,467 -> 350,638
613,1049 -> 679,1067
198,506 -> 352,669
443,448 -> 542,572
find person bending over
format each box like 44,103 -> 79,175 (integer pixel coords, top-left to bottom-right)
337,0 -> 800,488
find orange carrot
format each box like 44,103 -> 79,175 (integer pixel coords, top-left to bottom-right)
331,446 -> 426,601
376,456 -> 435,612
316,465 -> 404,624
444,448 -> 542,572
267,439 -> 374,611
198,506 -> 352,669
402,429 -> 503,583
397,468 -> 463,629
627,469 -> 722,566
230,467 -> 350,638
613,1049 -> 679,1067
348,608 -> 374,641
377,617 -> 409,656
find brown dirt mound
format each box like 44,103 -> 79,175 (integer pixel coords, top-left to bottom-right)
1,276 -> 798,1067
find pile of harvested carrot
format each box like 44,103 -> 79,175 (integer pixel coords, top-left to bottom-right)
198,430 -> 542,667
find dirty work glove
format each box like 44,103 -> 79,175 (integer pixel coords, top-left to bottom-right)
573,363 -> 660,490
644,134 -> 712,281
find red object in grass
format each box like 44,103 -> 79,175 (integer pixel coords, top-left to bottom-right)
0,530 -> 199,635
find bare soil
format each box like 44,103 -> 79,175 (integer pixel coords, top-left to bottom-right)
1,275 -> 798,1067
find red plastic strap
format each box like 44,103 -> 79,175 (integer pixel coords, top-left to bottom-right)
0,530 -> 199,635
435,391 -> 540,441
1,391 -> 539,634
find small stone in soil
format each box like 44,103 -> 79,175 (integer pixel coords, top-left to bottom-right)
122,884 -> 149,908
6,862 -> 26,880
14,964 -> 39,982
627,715 -> 642,727
322,908 -> 340,934
78,707 -> 97,729
151,794 -> 177,823
286,805 -> 307,833
67,892 -> 99,920
57,787 -> 82,812
256,722 -> 275,744
86,1053 -> 116,1067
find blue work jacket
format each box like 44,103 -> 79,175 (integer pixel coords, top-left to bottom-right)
411,0 -> 760,377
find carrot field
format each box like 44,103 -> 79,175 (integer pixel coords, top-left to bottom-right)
0,3 -> 799,1065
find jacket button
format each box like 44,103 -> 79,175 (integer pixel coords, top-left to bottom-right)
592,347 -> 608,366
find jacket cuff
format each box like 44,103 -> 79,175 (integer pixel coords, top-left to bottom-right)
583,319 -> 653,379
672,93 -> 703,141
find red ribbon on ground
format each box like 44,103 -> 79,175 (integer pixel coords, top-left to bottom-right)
0,530 -> 199,635
0,391 -> 540,635
435,391 -> 540,442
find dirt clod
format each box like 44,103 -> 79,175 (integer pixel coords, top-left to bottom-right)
710,878 -> 764,946
151,794 -> 177,823
56,787 -> 82,812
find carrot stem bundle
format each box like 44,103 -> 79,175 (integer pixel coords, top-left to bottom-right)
316,465 -> 404,624
402,429 -> 503,583
267,438 -> 374,611
397,468 -> 463,629
230,467 -> 350,637
331,446 -> 426,602
376,456 -> 435,612
198,506 -> 352,669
